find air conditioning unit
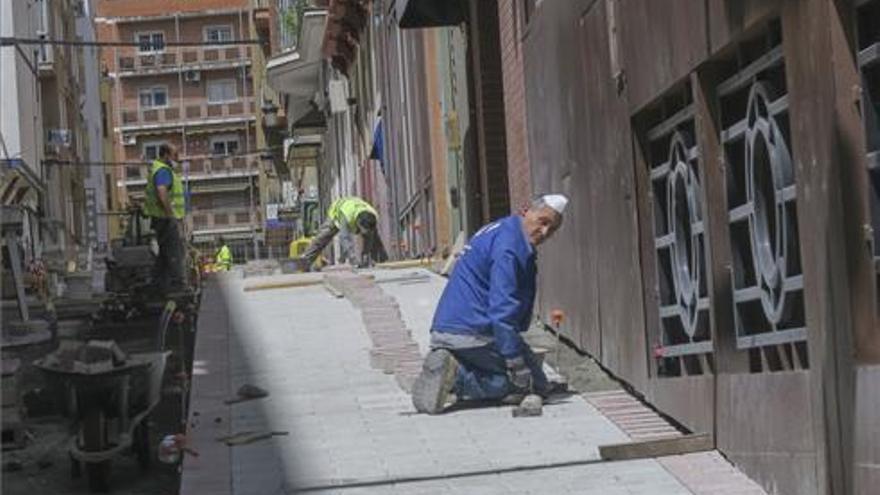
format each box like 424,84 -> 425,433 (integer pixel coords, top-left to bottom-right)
184,70 -> 201,83
47,129 -> 71,147
328,80 -> 348,114
122,135 -> 137,146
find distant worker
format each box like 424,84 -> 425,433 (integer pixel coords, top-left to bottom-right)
215,237 -> 232,272
412,194 -> 570,414
144,144 -> 186,294
299,196 -> 388,269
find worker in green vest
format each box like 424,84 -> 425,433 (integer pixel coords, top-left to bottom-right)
215,236 -> 232,272
299,196 -> 388,269
144,144 -> 186,294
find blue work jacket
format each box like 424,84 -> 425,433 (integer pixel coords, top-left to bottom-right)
432,215 -> 537,358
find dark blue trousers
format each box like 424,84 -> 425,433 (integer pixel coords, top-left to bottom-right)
448,344 -> 549,401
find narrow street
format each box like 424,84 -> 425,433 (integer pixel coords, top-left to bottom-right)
181,268 -> 763,494
3,1 -> 880,493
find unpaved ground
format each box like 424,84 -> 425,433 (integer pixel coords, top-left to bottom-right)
1,406 -> 180,495
523,322 -> 622,394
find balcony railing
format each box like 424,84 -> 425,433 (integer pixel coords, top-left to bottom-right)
124,156 -> 259,182
191,209 -> 261,231
120,98 -> 256,129
187,156 -> 257,177
117,46 -> 252,74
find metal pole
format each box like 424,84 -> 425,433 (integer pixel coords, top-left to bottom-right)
240,8 -> 258,260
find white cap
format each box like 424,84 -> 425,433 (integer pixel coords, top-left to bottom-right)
542,194 -> 569,214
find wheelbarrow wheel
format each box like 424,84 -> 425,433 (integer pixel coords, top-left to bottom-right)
87,461 -> 110,493
133,421 -> 151,469
83,407 -> 110,492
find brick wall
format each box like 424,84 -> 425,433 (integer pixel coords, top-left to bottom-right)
470,0 -> 510,221
497,0 -> 531,211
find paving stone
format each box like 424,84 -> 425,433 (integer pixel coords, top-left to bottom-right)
182,271 -> 764,495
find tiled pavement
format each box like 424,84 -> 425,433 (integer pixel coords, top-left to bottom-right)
181,269 -> 763,495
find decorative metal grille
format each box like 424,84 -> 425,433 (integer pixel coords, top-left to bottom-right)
857,0 -> 880,304
719,24 -> 808,371
642,87 -> 713,377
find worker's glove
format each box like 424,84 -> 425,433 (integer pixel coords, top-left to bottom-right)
506,356 -> 532,391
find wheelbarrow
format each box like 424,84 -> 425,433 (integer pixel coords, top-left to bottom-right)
35,345 -> 170,492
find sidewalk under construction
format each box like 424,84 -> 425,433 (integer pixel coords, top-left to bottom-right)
182,268 -> 766,494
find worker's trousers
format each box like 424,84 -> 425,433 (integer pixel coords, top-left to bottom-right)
300,220 -> 389,267
449,344 -> 549,401
151,217 -> 185,293
299,220 -> 342,266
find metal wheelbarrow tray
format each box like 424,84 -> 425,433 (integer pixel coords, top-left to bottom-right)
34,350 -> 170,492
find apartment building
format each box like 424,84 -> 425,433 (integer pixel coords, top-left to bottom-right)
95,0 -> 267,260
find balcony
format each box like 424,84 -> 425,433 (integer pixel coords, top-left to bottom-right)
123,156 -> 260,186
119,98 -> 257,132
116,46 -> 252,77
187,156 -> 259,180
191,208 -> 262,234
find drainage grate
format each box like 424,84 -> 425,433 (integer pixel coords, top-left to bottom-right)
857,0 -> 880,309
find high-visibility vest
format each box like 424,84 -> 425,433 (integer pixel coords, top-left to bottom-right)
215,245 -> 232,270
144,160 -> 185,219
327,197 -> 377,232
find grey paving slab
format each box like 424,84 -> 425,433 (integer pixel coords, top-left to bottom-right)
202,272 -> 692,495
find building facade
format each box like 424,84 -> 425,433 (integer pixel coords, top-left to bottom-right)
96,0 -> 267,261
260,0 -> 520,263
1,0 -> 47,273
2,0 -> 103,292
502,1 -> 880,494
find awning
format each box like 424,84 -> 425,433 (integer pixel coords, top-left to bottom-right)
266,10 -> 328,125
396,0 -> 466,28
1,159 -> 46,201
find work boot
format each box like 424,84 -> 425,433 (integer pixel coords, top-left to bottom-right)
500,393 -> 525,406
411,349 -> 459,414
536,380 -> 570,399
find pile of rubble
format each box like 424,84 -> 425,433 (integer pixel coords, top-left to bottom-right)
39,340 -> 128,374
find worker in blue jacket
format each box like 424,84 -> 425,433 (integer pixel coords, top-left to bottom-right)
412,194 -> 569,414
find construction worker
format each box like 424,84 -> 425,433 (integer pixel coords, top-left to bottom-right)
298,196 -> 388,269
215,236 -> 232,272
412,194 -> 570,414
143,144 -> 186,294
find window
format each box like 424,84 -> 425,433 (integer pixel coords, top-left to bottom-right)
138,86 -> 168,109
204,25 -> 233,43
210,135 -> 240,156
143,141 -> 168,161
206,79 -> 237,103
135,32 -> 165,53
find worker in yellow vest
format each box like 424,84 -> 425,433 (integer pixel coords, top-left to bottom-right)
299,196 -> 388,269
215,237 -> 232,271
143,144 -> 186,294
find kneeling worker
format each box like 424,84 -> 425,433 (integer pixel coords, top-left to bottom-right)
412,194 -> 569,414
299,196 -> 388,269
